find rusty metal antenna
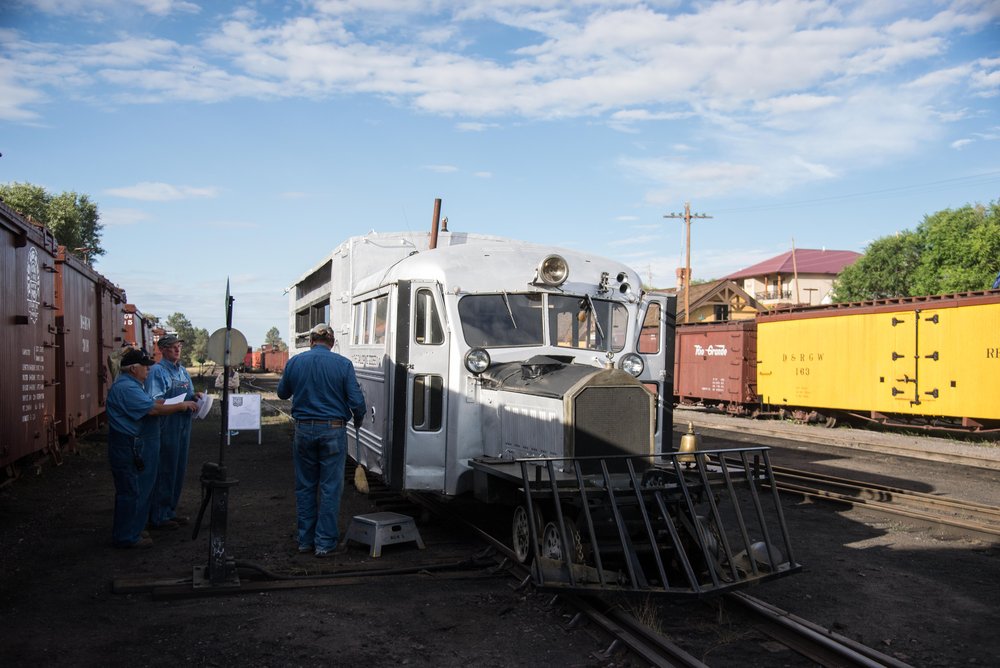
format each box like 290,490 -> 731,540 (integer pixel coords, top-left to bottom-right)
664,202 -> 712,323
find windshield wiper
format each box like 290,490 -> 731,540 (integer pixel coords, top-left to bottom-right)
501,291 -> 517,329
584,294 -> 605,341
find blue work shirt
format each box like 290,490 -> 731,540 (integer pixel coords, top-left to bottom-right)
106,373 -> 156,437
146,359 -> 195,402
277,345 -> 366,422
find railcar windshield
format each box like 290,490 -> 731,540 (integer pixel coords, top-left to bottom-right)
458,293 -> 627,351
548,294 -> 628,352
459,293 -> 544,346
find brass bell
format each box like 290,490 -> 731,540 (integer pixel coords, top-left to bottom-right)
678,422 -> 699,464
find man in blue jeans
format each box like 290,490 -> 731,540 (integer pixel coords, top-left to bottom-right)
277,323 -> 366,558
146,334 -> 202,530
106,348 -> 198,548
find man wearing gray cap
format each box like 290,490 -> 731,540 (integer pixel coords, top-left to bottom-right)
277,323 -> 366,558
146,334 -> 201,530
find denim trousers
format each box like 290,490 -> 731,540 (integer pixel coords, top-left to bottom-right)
150,413 -> 192,525
108,429 -> 160,546
292,423 -> 347,552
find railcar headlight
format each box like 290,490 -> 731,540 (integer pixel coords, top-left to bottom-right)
537,254 -> 569,287
619,353 -> 643,377
465,347 -> 491,374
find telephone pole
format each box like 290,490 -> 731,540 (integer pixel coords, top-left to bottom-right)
664,202 -> 712,323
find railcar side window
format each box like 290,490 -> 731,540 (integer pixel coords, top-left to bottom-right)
412,374 -> 443,431
352,295 -> 389,345
296,299 -> 330,348
414,289 -> 444,345
637,302 -> 660,354
459,294 -> 543,347
373,295 -> 388,345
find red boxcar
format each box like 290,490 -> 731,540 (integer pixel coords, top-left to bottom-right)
264,350 -> 288,373
122,303 -> 155,351
54,247 -> 127,448
673,320 -> 758,414
1,200 -> 60,474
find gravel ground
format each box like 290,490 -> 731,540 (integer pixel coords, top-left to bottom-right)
1,378 -> 997,667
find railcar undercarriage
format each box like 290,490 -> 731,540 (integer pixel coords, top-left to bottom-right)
471,446 -> 801,598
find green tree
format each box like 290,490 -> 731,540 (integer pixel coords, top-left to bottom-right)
264,326 -> 287,351
164,313 -> 198,366
832,231 -> 922,301
911,202 -> 1000,296
832,199 -> 1000,302
191,328 -> 209,366
0,182 -> 105,264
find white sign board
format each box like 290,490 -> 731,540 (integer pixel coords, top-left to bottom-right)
227,393 -> 261,430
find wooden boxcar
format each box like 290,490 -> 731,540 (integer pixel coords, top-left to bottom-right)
674,320 -> 758,413
1,200 -> 60,474
756,291 -> 1000,430
54,247 -> 128,448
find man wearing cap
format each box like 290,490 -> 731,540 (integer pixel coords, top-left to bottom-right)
106,348 -> 198,548
277,323 -> 366,557
145,334 -> 202,530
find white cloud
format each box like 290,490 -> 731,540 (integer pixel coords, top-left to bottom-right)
26,0 -> 200,17
3,1 -> 998,202
422,164 -> 458,173
473,171 -> 493,178
951,138 -> 973,149
0,66 -> 45,122
104,182 -> 220,201
101,207 -> 152,226
456,121 -> 499,132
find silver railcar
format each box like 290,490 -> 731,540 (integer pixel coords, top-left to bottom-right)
289,230 -> 799,596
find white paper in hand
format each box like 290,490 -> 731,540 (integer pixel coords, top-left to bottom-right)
195,393 -> 213,420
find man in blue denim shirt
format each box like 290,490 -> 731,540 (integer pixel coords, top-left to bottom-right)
106,348 -> 197,548
145,334 -> 202,530
277,323 -> 366,558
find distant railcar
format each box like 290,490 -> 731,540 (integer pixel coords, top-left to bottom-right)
674,320 -> 757,413
122,304 -> 156,351
263,349 -> 287,373
756,291 -> 1000,431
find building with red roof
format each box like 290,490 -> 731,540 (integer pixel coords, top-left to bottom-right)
724,248 -> 860,307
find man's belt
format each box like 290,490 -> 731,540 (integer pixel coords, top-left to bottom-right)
295,419 -> 346,428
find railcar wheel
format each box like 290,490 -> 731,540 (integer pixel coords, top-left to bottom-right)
511,503 -> 544,564
540,521 -> 585,564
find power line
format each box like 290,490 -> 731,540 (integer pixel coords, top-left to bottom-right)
664,202 -> 712,324
712,170 -> 1000,214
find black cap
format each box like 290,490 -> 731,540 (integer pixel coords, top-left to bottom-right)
121,348 -> 155,367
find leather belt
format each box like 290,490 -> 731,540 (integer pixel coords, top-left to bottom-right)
296,419 -> 345,428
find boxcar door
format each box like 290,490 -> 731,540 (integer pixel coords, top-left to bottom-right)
635,294 -> 676,453
388,280 -> 450,492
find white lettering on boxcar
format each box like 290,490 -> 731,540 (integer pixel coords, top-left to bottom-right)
26,247 -> 41,325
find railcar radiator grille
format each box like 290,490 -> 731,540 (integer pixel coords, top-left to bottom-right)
573,386 -> 650,458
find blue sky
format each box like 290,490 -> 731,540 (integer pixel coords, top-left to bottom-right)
2,0 -> 998,346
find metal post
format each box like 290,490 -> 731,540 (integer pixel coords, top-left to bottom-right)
664,202 -> 712,323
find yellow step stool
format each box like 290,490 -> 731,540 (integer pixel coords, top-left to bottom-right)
344,512 -> 425,558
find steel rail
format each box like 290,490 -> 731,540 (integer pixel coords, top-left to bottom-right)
676,410 -> 1000,471
726,592 -> 914,668
769,467 -> 1000,539
407,492 -> 709,667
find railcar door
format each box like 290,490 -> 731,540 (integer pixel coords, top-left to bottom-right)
635,294 -> 676,453
388,280 -> 450,492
